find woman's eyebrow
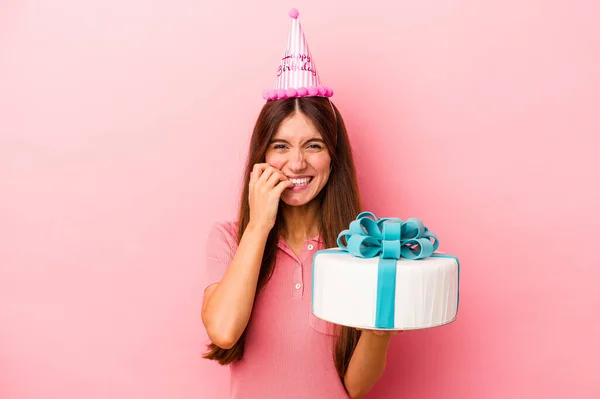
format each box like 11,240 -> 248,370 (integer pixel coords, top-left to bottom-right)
269,137 -> 324,144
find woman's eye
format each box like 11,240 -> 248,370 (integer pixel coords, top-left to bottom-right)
307,143 -> 323,150
273,144 -> 287,149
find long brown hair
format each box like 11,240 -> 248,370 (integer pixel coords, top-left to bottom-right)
203,96 -> 363,382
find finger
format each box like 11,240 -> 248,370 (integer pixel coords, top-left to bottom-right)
250,163 -> 268,186
253,163 -> 270,174
266,170 -> 287,187
271,167 -> 289,186
260,165 -> 286,186
274,179 -> 294,195
257,166 -> 276,185
249,168 -> 259,188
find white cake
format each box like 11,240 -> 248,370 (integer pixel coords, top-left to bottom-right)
311,249 -> 460,330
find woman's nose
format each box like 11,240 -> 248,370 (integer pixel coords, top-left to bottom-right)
287,148 -> 306,170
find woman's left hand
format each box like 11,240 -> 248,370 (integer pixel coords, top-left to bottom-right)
356,328 -> 403,337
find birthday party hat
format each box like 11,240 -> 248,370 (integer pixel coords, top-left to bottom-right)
262,8 -> 333,101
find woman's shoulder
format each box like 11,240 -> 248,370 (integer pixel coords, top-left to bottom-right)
208,220 -> 239,246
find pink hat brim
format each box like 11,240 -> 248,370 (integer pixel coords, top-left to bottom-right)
262,85 -> 334,101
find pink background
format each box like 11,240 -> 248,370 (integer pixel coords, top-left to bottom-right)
1,1 -> 599,398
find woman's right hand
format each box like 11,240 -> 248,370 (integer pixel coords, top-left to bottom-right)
248,163 -> 294,231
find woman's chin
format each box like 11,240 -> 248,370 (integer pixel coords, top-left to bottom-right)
281,192 -> 315,207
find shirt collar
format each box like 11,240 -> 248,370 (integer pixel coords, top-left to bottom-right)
277,234 -> 324,251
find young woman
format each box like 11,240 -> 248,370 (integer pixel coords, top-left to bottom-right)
201,96 -> 397,398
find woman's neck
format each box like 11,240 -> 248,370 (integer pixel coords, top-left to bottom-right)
280,202 -> 320,242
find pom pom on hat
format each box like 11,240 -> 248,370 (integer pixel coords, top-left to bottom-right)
276,89 -> 287,99
289,8 -> 299,19
286,88 -> 298,97
307,86 -> 319,96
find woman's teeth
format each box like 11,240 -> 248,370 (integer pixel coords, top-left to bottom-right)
289,177 -> 312,187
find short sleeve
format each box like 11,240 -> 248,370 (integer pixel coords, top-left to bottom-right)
204,221 -> 239,288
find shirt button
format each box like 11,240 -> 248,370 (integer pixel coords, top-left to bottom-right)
308,244 -> 314,250
295,283 -> 302,289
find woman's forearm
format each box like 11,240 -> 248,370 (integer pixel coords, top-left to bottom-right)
201,223 -> 270,348
343,331 -> 393,398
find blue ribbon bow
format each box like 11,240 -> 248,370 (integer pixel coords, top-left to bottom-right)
337,211 -> 440,260
336,211 -> 441,329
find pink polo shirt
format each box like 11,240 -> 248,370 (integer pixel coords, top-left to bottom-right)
204,221 -> 350,399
